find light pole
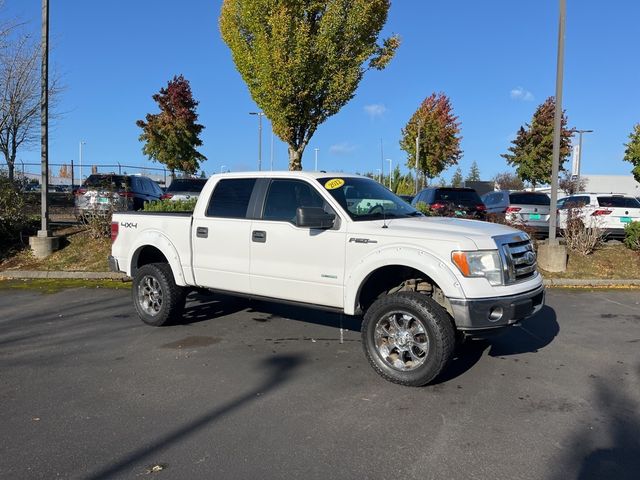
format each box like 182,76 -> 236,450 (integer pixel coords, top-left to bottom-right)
548,0 -> 566,243
376,168 -> 382,184
249,112 -> 265,171
386,158 -> 392,190
571,129 -> 594,177
220,165 -> 227,174
415,122 -> 422,194
79,140 -> 86,184
314,148 -> 319,171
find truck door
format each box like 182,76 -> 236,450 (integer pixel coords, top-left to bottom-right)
192,178 -> 257,293
249,179 -> 346,308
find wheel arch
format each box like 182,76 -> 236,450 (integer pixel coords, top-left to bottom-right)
127,231 -> 190,286
345,247 -> 464,316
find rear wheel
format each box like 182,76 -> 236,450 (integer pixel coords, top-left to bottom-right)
362,292 -> 455,386
132,263 -> 186,326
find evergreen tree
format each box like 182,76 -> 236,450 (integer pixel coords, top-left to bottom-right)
465,161 -> 480,182
501,97 -> 573,188
451,167 -> 464,187
623,123 -> 640,182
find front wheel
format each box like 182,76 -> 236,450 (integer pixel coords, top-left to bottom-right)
132,263 -> 187,326
362,292 -> 455,386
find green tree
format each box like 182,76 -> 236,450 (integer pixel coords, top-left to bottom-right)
220,0 -> 399,171
623,123 -> 640,182
399,92 -> 462,181
136,75 -> 206,176
493,171 -> 524,190
450,167 -> 463,187
501,96 -> 573,188
466,161 -> 480,182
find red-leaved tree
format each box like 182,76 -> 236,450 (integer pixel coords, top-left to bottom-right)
137,75 -> 206,175
400,93 -> 462,182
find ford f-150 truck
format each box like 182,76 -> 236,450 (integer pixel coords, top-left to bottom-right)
110,172 -> 544,386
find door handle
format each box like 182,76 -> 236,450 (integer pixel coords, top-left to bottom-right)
196,226 -> 208,238
252,230 -> 266,243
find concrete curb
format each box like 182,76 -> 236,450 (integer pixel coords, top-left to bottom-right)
543,278 -> 640,287
0,270 -> 127,280
1,270 -> 638,287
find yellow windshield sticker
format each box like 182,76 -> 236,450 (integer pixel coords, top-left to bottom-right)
325,178 -> 345,190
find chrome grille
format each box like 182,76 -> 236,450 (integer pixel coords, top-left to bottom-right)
494,233 -> 537,284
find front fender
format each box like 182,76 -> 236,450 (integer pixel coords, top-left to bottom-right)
127,230 -> 191,287
344,244 -> 465,316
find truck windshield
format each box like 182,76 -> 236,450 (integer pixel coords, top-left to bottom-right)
318,176 -> 422,221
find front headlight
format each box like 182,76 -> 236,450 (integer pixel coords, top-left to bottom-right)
451,250 -> 503,286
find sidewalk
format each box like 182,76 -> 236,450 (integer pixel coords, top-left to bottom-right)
1,270 -> 639,287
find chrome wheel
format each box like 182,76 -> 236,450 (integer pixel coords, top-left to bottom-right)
373,311 -> 429,371
137,275 -> 163,316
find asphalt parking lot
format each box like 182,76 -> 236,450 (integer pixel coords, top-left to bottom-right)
1,286 -> 639,480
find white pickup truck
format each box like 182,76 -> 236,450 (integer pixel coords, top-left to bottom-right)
110,172 -> 544,386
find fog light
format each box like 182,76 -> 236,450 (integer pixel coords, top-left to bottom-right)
488,306 -> 504,322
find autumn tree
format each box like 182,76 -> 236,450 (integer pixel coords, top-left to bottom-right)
137,75 -> 206,176
501,97 -> 573,188
466,161 -> 480,182
450,167 -> 463,187
493,171 -> 524,190
58,164 -> 70,179
400,92 -> 462,181
220,0 -> 399,170
623,123 -> 640,182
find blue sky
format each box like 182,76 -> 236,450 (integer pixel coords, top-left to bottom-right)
5,0 -> 640,181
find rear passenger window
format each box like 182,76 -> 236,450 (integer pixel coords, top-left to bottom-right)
509,193 -> 550,205
206,178 -> 256,218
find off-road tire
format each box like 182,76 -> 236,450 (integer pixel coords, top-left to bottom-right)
132,263 -> 187,326
362,292 -> 455,386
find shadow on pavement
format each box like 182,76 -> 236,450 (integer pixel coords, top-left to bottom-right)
434,305 -> 559,384
86,354 -> 306,480
550,364 -> 640,480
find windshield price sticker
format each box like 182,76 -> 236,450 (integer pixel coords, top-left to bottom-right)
325,178 -> 345,190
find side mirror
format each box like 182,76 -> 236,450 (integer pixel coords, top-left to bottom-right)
296,207 -> 335,229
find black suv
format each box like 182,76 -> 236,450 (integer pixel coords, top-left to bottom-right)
411,187 -> 487,218
75,174 -> 163,217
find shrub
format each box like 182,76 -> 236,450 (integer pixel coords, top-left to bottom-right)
79,207 -> 114,239
143,198 -> 197,212
560,207 -> 606,255
624,221 -> 640,251
0,173 -> 28,248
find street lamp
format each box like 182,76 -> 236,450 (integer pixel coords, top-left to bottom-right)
79,140 -> 86,184
386,158 -> 392,189
570,129 -> 594,177
249,112 -> 265,171
376,168 -> 382,184
314,148 -> 319,171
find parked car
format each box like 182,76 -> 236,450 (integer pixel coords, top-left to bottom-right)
161,178 -> 208,201
411,187 -> 486,218
482,190 -> 551,236
557,193 -> 640,238
75,174 -> 163,218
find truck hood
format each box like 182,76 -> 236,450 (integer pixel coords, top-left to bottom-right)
350,216 -> 525,250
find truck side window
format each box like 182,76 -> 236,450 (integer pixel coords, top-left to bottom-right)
262,179 -> 326,223
206,178 -> 257,218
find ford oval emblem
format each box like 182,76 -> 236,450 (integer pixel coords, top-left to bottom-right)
524,251 -> 536,264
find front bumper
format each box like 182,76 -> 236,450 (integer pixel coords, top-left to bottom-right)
449,284 -> 545,331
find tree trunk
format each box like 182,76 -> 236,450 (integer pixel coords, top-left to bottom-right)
288,145 -> 304,171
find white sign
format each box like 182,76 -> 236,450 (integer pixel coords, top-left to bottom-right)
571,144 -> 580,176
